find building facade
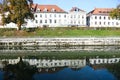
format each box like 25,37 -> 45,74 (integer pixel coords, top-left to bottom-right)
87,8 -> 120,27
68,7 -> 86,27
0,4 -> 120,28
31,4 -> 68,27
29,4 -> 86,27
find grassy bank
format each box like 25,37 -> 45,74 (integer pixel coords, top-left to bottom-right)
0,51 -> 120,59
0,27 -> 120,37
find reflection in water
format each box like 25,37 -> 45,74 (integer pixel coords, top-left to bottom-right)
0,58 -> 119,80
34,66 -> 117,80
1,46 -> 120,52
0,58 -> 120,69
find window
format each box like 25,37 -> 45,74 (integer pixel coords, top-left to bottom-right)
54,20 -> 56,23
36,8 -> 40,12
40,14 -> 42,18
64,15 -> 66,18
49,19 -> 52,23
51,8 -> 55,12
54,14 -> 56,17
35,15 -> 37,17
99,22 -> 101,25
45,20 -> 47,23
112,22 -> 114,25
35,20 -> 38,23
59,15 -> 61,17
82,16 -> 84,19
108,22 -> 110,25
43,8 -> 47,12
40,20 -> 42,23
108,17 -> 110,20
95,22 -> 97,25
99,16 -> 101,19
116,22 -> 119,25
95,16 -> 97,19
45,14 -> 47,18
104,22 -> 106,25
50,14 -> 52,17
104,17 -> 106,19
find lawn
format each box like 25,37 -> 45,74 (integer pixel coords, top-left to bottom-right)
0,27 -> 120,37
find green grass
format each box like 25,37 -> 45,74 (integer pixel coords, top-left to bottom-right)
0,50 -> 120,59
1,27 -> 120,37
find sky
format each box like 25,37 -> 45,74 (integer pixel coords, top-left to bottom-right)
34,0 -> 120,12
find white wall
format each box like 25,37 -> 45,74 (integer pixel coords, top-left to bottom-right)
33,12 -> 68,27
68,11 -> 86,27
88,15 -> 120,27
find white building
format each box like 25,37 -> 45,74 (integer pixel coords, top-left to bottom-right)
31,4 -> 87,27
31,4 -> 68,27
68,7 -> 86,27
87,8 -> 120,27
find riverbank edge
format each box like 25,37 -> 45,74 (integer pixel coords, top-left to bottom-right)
1,37 -> 120,46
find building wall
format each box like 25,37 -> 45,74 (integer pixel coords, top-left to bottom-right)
87,15 -> 120,27
68,11 -> 86,27
33,12 -> 68,27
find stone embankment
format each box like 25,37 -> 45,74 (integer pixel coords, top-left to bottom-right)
0,37 -> 120,47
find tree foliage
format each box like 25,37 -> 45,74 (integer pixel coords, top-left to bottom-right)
110,4 -> 120,20
0,0 -> 34,30
3,57 -> 37,80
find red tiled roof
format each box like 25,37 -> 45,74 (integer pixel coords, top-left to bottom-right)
70,7 -> 85,12
88,8 -> 114,15
32,4 -> 66,13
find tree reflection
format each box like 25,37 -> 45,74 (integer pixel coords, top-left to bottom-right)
105,63 -> 120,80
3,57 -> 37,80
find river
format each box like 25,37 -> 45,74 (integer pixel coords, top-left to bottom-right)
0,46 -> 119,80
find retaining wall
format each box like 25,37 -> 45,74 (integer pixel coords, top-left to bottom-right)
0,37 -> 120,46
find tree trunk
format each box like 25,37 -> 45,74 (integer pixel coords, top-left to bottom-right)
18,23 -> 22,30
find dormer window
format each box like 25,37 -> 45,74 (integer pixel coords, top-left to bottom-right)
51,8 -> 56,12
31,8 -> 34,12
36,8 -> 41,12
99,11 -> 102,13
74,8 -> 80,12
43,8 -> 48,12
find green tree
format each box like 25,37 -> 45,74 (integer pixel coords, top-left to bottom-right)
110,4 -> 120,19
0,0 -> 34,30
3,57 -> 38,80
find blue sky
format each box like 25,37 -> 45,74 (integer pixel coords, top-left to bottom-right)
34,0 -> 120,12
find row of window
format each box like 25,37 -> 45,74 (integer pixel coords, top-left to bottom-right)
35,19 -> 85,24
92,22 -> 119,25
34,14 -> 85,19
35,19 -> 65,24
91,16 -> 117,20
70,15 -> 85,19
35,14 -> 67,18
35,8 -> 56,12
69,21 -> 85,24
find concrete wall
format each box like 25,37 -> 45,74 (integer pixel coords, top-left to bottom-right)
1,37 -> 120,47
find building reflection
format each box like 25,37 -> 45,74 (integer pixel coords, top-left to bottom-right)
0,57 -> 120,73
